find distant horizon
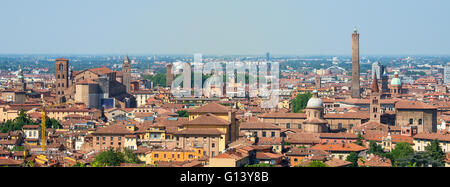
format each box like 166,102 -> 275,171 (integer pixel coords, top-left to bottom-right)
1,53 -> 450,57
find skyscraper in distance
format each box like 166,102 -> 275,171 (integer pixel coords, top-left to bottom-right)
183,62 -> 191,94
351,27 -> 361,99
166,63 -> 174,88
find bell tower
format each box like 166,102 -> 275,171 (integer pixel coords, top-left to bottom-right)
370,73 -> 381,123
123,55 -> 131,94
55,58 -> 69,103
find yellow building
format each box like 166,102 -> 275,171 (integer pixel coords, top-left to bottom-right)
186,102 -> 239,144
413,133 -> 450,153
137,147 -> 204,165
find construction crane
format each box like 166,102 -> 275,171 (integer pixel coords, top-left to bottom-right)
40,97 -> 76,151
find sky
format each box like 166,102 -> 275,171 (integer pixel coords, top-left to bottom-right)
1,0 -> 450,55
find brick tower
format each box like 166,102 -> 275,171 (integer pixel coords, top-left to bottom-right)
123,55 -> 131,94
55,58 -> 69,103
351,27 -> 361,99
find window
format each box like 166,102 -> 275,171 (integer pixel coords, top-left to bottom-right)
409,119 -> 414,125
338,123 -> 342,129
212,143 -> 215,148
262,131 -> 267,137
286,123 -> 291,129
103,137 -> 106,141
298,124 -> 302,129
253,132 -> 258,137
154,154 -> 159,158
418,119 -> 423,125
211,152 -> 215,157
271,132 -> 276,137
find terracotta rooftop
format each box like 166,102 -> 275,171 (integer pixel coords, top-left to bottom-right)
413,133 -> 450,142
395,100 -> 437,110
255,152 -> 283,160
91,124 -> 133,135
173,128 -> 225,135
312,143 -> 367,152
319,133 -> 358,139
185,113 -> 230,126
358,154 -> 392,167
87,66 -> 115,75
285,133 -> 321,144
325,158 -> 352,167
187,102 -> 231,114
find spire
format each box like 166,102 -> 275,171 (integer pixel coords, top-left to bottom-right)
354,26 -> 358,33
371,72 -> 379,93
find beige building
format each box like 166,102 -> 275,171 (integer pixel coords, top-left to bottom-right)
413,133 -> 450,153
259,112 -> 369,132
174,128 -> 224,157
395,100 -> 437,133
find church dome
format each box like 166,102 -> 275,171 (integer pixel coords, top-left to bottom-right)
307,90 -> 323,108
391,71 -> 401,85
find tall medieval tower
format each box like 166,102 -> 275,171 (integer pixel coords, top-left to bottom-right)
55,58 -> 69,103
370,73 -> 381,123
351,27 -> 361,99
123,55 -> 131,94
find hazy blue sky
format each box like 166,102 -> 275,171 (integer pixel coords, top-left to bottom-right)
1,0 -> 449,55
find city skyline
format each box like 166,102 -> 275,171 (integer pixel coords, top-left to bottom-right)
1,0 -> 450,55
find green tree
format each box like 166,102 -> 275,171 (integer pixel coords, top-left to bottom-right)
71,162 -> 86,167
423,139 -> 445,167
304,161 -> 328,167
346,152 -> 359,167
291,92 -> 312,113
176,110 -> 189,117
0,110 -> 38,133
45,118 -> 62,129
92,148 -> 126,167
15,110 -> 35,126
11,146 -> 25,152
123,147 -> 143,164
144,73 -> 166,87
92,148 -> 142,167
392,142 -> 414,167
367,141 -> 384,156
355,133 -> 364,146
